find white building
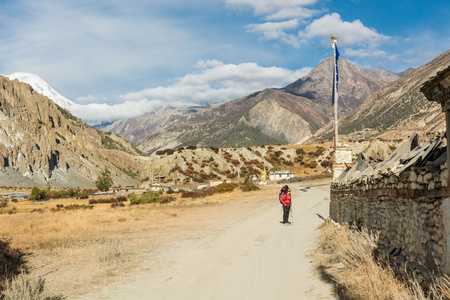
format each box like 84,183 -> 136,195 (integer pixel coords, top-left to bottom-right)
268,171 -> 294,181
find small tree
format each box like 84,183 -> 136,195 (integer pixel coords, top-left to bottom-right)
29,186 -> 47,201
96,168 -> 113,191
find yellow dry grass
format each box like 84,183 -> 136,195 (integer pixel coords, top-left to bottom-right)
310,220 -> 450,300
0,186 -> 279,298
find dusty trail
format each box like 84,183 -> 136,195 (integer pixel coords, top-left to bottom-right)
78,182 -> 336,300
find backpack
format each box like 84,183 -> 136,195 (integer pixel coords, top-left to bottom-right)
279,185 -> 289,204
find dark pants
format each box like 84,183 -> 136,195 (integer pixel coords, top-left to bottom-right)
282,205 -> 291,223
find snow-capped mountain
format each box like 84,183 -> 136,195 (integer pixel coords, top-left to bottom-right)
5,72 -> 74,109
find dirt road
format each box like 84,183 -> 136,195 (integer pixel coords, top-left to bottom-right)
78,182 -> 336,300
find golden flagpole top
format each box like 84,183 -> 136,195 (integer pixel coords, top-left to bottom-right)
330,35 -> 339,41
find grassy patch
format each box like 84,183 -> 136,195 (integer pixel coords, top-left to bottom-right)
2,272 -> 63,300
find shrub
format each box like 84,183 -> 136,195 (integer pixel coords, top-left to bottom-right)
240,181 -> 260,192
210,146 -> 219,153
181,187 -> 218,199
89,197 -> 126,204
29,187 -> 47,201
217,182 -> 235,193
230,159 -> 240,165
296,148 -> 305,155
0,199 -> 7,208
128,191 -> 160,205
274,150 -> 283,157
309,161 -> 318,168
321,160 -> 331,168
51,204 -> 93,211
110,202 -> 125,208
159,196 -> 176,204
315,146 -> 326,156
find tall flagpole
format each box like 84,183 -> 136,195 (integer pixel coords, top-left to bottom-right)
331,35 -> 339,150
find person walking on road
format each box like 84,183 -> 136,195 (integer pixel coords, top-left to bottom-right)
280,188 -> 292,224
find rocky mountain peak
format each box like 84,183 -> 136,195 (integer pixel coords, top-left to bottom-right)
284,57 -> 387,120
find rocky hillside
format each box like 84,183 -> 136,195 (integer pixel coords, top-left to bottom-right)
0,75 -> 144,188
141,143 -> 334,186
313,50 -> 450,142
105,57 -> 389,154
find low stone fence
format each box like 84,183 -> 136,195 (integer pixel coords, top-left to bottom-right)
331,134 -> 449,280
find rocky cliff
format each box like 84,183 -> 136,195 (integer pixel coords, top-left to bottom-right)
0,76 -> 143,188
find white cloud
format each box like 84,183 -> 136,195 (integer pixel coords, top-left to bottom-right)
225,0 -> 319,47
225,0 -> 318,19
246,20 -> 301,47
70,100 -> 163,124
299,13 -> 390,47
122,60 -> 311,103
70,60 -> 312,123
76,94 -> 97,103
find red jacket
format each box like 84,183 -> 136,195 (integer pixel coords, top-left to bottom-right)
280,193 -> 291,206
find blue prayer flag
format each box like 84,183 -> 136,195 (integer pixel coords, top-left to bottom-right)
331,43 -> 339,106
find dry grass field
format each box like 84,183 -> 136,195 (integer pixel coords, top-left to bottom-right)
0,185 -> 280,298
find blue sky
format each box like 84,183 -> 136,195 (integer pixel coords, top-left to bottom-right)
0,0 -> 449,123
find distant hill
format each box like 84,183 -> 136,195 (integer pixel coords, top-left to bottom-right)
362,67 -> 402,82
0,75 -> 144,188
312,50 -> 450,142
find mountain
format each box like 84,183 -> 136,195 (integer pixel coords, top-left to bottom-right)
5,72 -> 75,109
132,88 -> 328,153
105,57 -> 388,154
312,50 -> 450,141
284,57 -> 387,120
0,75 -> 144,188
397,68 -> 415,77
362,67 -> 402,82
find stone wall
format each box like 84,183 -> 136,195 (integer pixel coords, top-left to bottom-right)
330,133 -> 449,278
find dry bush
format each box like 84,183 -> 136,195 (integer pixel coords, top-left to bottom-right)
181,187 -> 218,199
51,204 -> 94,211
0,199 -> 7,208
97,238 -> 128,264
312,220 -> 414,299
240,181 -> 260,192
217,182 -> 235,193
89,196 -> 127,204
159,196 -> 176,204
2,272 -> 63,300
